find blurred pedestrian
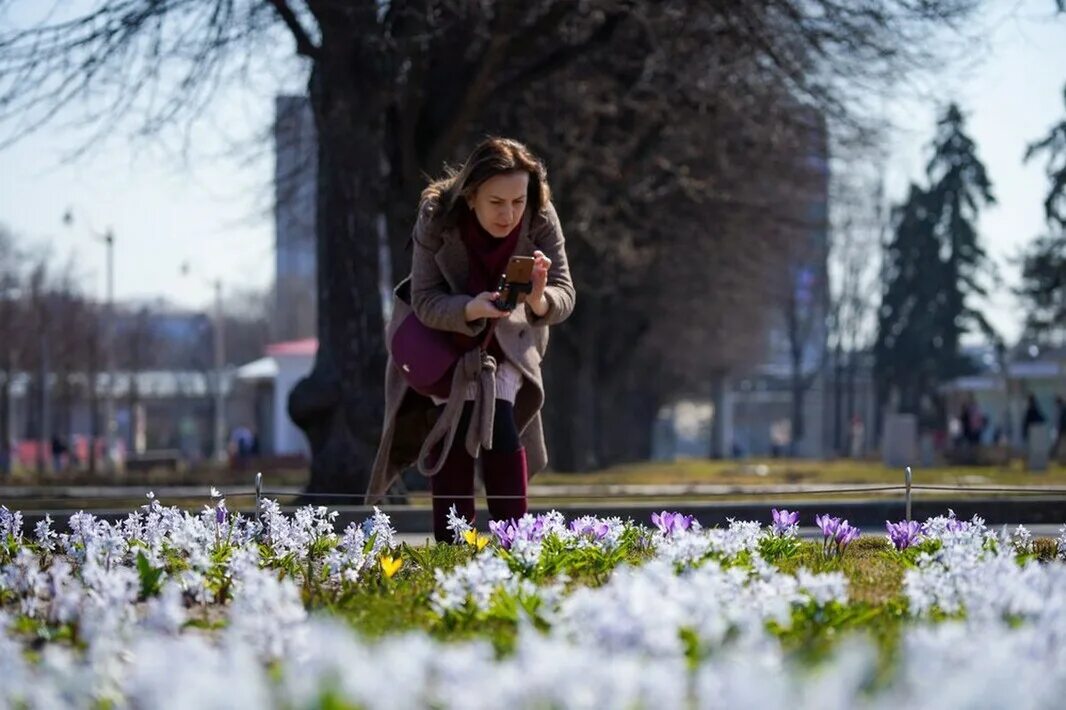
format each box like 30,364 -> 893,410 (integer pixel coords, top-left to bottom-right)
0,438 -> 10,478
51,435 -> 68,473
229,425 -> 254,468
1051,395 -> 1066,460
848,413 -> 865,458
1022,393 -> 1046,443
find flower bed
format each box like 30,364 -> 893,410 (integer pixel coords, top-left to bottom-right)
1,495 -> 1064,708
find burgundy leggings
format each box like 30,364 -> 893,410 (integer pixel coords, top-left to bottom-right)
431,399 -> 528,543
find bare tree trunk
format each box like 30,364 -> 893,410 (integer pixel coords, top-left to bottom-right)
573,298 -> 602,472
595,367 -> 658,468
627,385 -> 660,463
790,378 -> 807,457
0,363 -> 9,477
845,352 -> 857,438
574,353 -> 599,471
540,354 -> 572,471
787,293 -> 806,457
288,46 -> 388,499
708,371 -> 728,459
36,331 -> 49,476
86,321 -> 99,475
833,343 -> 844,455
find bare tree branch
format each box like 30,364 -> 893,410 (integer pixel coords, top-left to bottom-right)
265,0 -> 321,59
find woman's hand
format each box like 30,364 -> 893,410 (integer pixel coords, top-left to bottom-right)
465,291 -> 511,322
527,250 -> 552,316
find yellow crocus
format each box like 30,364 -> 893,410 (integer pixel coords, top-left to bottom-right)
379,554 -> 403,579
462,530 -> 491,551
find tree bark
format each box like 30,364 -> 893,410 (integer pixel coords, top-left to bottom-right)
0,361 -> 9,476
288,37 -> 388,500
573,297 -> 602,471
787,288 -> 807,457
708,371 -> 728,459
595,365 -> 658,468
833,343 -> 844,455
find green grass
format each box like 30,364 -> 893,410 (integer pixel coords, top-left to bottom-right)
319,543 -> 473,639
4,456 -> 1063,514
775,537 -> 907,606
318,537 -> 919,646
4,456 -> 1063,505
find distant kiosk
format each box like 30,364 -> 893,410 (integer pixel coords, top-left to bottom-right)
882,414 -> 917,468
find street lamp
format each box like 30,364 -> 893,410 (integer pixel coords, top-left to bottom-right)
180,261 -> 227,464
62,208 -> 117,473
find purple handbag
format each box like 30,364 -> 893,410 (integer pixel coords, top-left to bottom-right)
391,312 -> 496,399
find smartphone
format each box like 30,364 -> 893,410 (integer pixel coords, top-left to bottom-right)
504,256 -> 535,285
495,256 -> 535,310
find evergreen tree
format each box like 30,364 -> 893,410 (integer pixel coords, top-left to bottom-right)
876,104 -> 995,417
876,185 -> 945,414
925,103 -> 998,343
1018,85 -> 1066,344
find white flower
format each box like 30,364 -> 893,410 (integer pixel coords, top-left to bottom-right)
431,554 -> 519,616
795,568 -> 848,606
364,506 -> 396,554
1008,524 -> 1033,554
122,633 -> 271,709
34,515 -> 57,552
226,566 -> 307,660
142,581 -> 187,635
445,504 -> 473,543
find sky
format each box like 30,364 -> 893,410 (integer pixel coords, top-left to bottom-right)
0,0 -> 1064,345
878,1 -> 1066,345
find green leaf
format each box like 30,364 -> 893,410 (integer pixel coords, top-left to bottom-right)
136,551 -> 165,599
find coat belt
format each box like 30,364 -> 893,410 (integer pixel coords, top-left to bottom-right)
416,348 -> 498,476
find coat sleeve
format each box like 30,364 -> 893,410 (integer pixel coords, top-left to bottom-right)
409,206 -> 489,337
524,201 -> 576,327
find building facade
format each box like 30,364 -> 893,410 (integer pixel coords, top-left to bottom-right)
273,95 -> 318,342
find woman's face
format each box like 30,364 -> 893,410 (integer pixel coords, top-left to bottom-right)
467,171 -> 529,238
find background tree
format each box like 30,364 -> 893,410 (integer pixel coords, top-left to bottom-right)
826,167 -> 882,455
876,104 -> 995,425
46,258 -> 92,467
1,0 -> 981,491
0,225 -> 29,474
1018,85 -> 1066,346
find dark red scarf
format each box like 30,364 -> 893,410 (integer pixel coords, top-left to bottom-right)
460,207 -> 521,295
453,208 -> 521,358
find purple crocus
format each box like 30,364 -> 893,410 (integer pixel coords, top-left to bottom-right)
945,518 -> 968,534
489,519 -> 518,550
215,499 -> 228,526
886,520 -> 924,550
529,516 -> 548,542
815,514 -> 860,557
835,521 -> 860,552
651,511 -> 695,536
815,514 -> 841,541
570,519 -> 610,540
771,508 -> 800,536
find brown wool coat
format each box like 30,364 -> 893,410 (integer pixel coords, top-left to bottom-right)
365,197 -> 576,504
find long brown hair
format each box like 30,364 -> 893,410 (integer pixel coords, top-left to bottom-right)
421,136 -> 552,229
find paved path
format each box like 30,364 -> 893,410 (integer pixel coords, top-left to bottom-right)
13,499 -> 1066,536
397,524 -> 1065,546
4,481 -> 1066,501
